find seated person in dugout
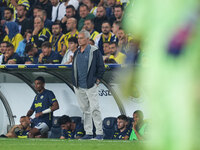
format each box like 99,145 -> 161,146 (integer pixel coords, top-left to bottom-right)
112,115 -> 131,140
58,115 -> 85,139
129,110 -> 148,141
1,116 -> 31,138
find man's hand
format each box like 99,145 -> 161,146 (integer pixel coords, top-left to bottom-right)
32,27 -> 40,36
38,53 -> 44,63
7,59 -> 16,64
35,112 -> 43,118
96,79 -> 100,86
133,121 -> 137,131
61,16 -> 68,23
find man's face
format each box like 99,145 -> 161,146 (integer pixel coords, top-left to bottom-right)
117,29 -> 125,40
42,47 -> 51,56
117,119 -> 126,130
84,20 -> 93,32
114,7 -> 123,19
4,10 -> 13,21
78,33 -> 88,47
96,7 -> 105,18
102,23 -> 111,35
107,0 -> 115,7
17,6 -> 26,18
109,43 -> 117,55
66,8 -> 75,18
133,113 -> 142,125
112,23 -> 119,35
103,43 -> 110,55
33,8 -> 39,18
79,6 -> 89,18
68,42 -> 77,51
50,0 -> 59,6
5,47 -> 14,58
66,18 -> 75,31
34,17 -> 44,30
52,25 -> 61,36
34,80 -> 45,92
0,43 -> 7,54
20,117 -> 30,129
61,122 -> 71,130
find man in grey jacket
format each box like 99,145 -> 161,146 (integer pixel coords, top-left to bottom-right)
72,29 -> 105,140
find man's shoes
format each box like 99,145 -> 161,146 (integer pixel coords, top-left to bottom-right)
93,135 -> 103,140
81,134 -> 93,139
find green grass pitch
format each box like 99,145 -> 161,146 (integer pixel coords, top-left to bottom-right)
0,138 -> 145,150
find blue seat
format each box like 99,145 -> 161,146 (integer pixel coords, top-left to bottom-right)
103,117 -> 117,139
48,116 -> 62,138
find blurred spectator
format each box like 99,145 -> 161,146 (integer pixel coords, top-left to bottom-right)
36,9 -> 53,31
16,29 -> 32,57
117,28 -> 133,54
61,37 -> 78,64
38,41 -> 62,64
8,0 -> 30,20
62,0 -> 79,10
15,4 -> 33,36
51,0 -> 66,22
82,0 -> 97,16
3,22 -> 24,51
94,6 -> 108,33
58,115 -> 85,139
24,43 -> 41,64
31,17 -> 51,49
63,17 -> 79,50
60,5 -> 76,33
2,42 -> 23,64
109,5 -> 124,25
129,110 -> 148,141
95,21 -> 117,55
112,21 -> 121,36
49,22 -> 65,55
34,0 -> 52,20
84,19 -> 99,41
125,39 -> 140,65
78,4 -> 95,31
109,41 -> 126,64
3,7 -> 14,23
112,115 -> 130,140
105,0 -> 116,18
102,41 -> 111,62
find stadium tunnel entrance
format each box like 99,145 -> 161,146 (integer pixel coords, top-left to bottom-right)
0,64 -> 147,134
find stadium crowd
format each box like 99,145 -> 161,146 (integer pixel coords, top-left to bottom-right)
0,0 -> 146,141
0,0 -> 139,65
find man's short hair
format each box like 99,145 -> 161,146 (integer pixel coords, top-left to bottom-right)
4,7 -> 14,14
0,41 -> 9,46
58,115 -> 72,125
52,22 -> 61,27
35,76 -> 45,83
79,4 -> 89,11
102,20 -> 111,27
113,21 -> 121,27
79,29 -> 90,39
17,4 -> 27,11
66,5 -> 75,11
6,42 -> 14,49
84,18 -> 94,25
117,115 -> 128,122
109,41 -> 118,47
38,9 -> 47,17
25,43 -> 35,53
41,41 -> 52,48
114,5 -> 124,11
33,5 -> 43,11
68,37 -> 78,44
